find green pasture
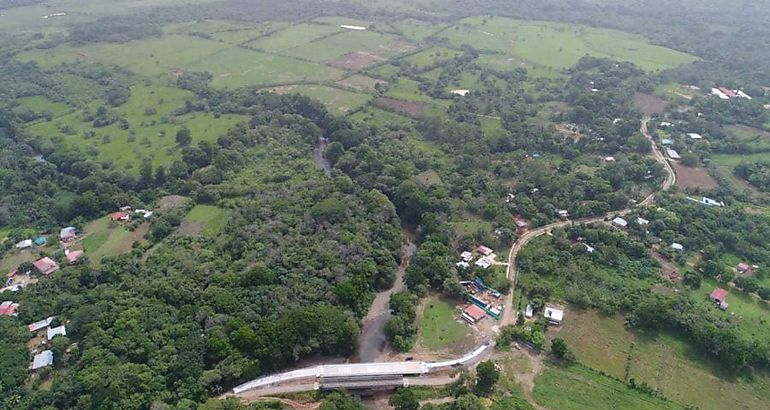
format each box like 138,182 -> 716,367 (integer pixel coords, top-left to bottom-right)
437,17 -> 697,71
347,106 -> 413,126
312,16 -> 372,27
208,22 -> 291,45
182,205 -> 230,236
281,30 -> 400,62
711,153 -> 770,168
367,64 -> 401,79
166,19 -> 255,35
26,84 -> 246,170
418,296 -> 470,350
246,23 -> 343,52
272,85 -> 371,114
533,363 -> 681,410
391,18 -> 448,41
334,74 -> 384,92
402,46 -> 462,68
688,277 -> 770,343
15,96 -> 72,118
81,215 -> 150,266
385,78 -> 447,105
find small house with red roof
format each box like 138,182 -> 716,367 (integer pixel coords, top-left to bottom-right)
513,215 -> 530,231
66,250 -> 84,265
33,257 -> 59,275
462,304 -> 487,324
111,211 -> 130,222
477,245 -> 493,256
0,300 -> 19,316
710,287 -> 729,310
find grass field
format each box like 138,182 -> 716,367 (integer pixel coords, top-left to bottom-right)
688,278 -> 770,343
14,96 -> 72,118
266,85 -> 371,114
283,30 -> 403,62
711,153 -> 770,168
554,306 -> 770,409
246,23 -> 343,52
26,84 -> 247,170
436,17 -> 697,71
179,205 -> 230,236
81,216 -> 150,266
402,47 -> 462,68
391,19 -> 448,41
533,363 -> 681,410
419,296 -> 470,350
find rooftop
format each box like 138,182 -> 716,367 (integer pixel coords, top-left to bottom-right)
47,325 -> 67,341
31,350 -> 53,370
464,304 -> 487,322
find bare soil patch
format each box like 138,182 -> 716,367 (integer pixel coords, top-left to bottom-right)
177,220 -> 204,236
327,51 -> 384,70
672,163 -> 719,189
634,92 -> 669,116
379,39 -> 418,55
373,97 -> 427,117
157,195 -> 188,211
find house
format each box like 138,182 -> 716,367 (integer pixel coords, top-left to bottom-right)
111,211 -> 130,222
34,236 -> 47,246
666,149 -> 681,159
66,250 -> 84,264
661,138 -> 674,145
462,304 -> 487,324
460,251 -> 473,262
475,257 -> 492,269
477,246 -> 493,256
451,89 -> 470,96
59,227 -> 77,241
119,205 -> 132,212
47,325 -> 66,340
544,305 -> 564,325
711,88 -> 730,100
556,209 -> 569,219
612,217 -> 628,228
687,133 -> 703,140
339,24 -> 366,31
736,262 -> 755,274
710,287 -> 729,310
525,304 -> 533,318
736,90 -> 752,99
719,87 -> 737,98
604,156 -> 615,162
584,243 -> 595,253
0,300 -> 19,316
456,261 -> 470,269
28,317 -> 55,332
15,239 -> 33,249
660,121 -> 673,127
33,257 -> 59,275
671,243 -> 684,251
31,350 -> 53,370
513,215 -> 530,230
637,217 -> 650,226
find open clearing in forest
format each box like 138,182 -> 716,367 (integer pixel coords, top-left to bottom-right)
418,296 -> 471,351
179,205 -> 230,236
672,163 -> 719,189
552,307 -> 770,409
264,84 -> 371,114
82,216 -> 150,266
25,84 -> 247,170
634,93 -> 670,116
372,97 -> 428,117
437,17 -> 696,71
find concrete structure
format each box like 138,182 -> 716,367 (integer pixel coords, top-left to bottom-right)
451,89 -> 470,96
340,24 -> 366,31
232,344 -> 489,395
525,304 -> 533,318
474,257 -> 492,269
556,209 -> 569,219
111,211 -> 130,221
666,149 -> 681,159
711,88 -> 730,100
661,138 -> 674,145
671,243 -> 684,251
544,305 -> 564,325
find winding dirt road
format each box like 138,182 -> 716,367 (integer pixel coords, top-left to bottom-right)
502,117 -> 674,326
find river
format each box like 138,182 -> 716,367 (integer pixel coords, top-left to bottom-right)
312,137 -> 332,177
350,229 -> 416,363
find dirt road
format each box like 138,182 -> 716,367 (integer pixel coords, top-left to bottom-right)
502,117 -> 675,325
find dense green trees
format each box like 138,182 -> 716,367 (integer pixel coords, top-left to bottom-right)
474,360 -> 499,395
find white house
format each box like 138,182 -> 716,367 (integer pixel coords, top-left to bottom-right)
666,149 -> 681,159
711,88 -> 730,100
15,239 -> 33,249
687,133 -> 703,140
47,325 -> 66,341
636,217 -> 650,226
612,217 -> 628,228
671,243 -> 684,251
525,304 -> 533,318
456,261 -> 470,269
544,305 -> 564,325
339,24 -> 366,31
556,209 -> 569,219
460,251 -> 473,262
475,257 -> 492,269
736,90 -> 752,99
584,243 -> 595,253
451,89 -> 470,96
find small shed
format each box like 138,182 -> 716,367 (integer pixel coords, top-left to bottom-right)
456,261 -> 470,269
636,217 -> 650,226
15,239 -> 33,249
612,217 -> 628,228
60,227 -> 77,241
670,243 -> 684,251
544,305 -> 564,325
34,236 -> 47,246
736,263 -> 754,274
462,304 -> 487,324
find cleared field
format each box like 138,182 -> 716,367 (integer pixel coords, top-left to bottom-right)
208,23 -> 291,45
166,19 -> 255,35
554,307 -> 770,410
418,296 -> 470,350
385,78 -> 444,104
26,84 -> 247,169
689,278 -> 770,343
391,19 -> 448,41
179,205 -> 230,236
17,35 -> 229,75
246,23 -> 343,52
82,216 -> 150,266
711,153 -> 770,168
634,93 -> 670,116
14,96 -> 72,118
347,106 -> 413,126
672,163 -> 719,189
402,46 -> 462,68
282,30 -> 402,62
313,16 -> 372,27
189,47 -> 344,88
373,97 -> 428,117
265,85 -> 371,114
335,75 -> 384,92
437,17 -> 697,71
533,363 -> 681,410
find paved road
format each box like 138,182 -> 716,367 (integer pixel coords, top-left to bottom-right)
502,117 -> 675,326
